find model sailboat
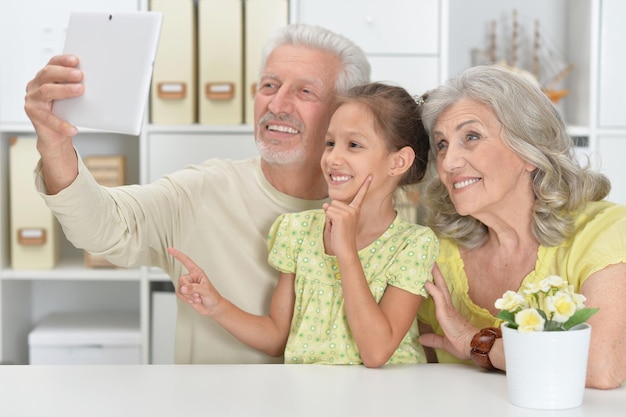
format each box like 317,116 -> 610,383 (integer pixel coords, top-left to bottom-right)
475,10 -> 573,104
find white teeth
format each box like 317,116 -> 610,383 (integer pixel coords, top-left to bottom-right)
268,124 -> 299,134
454,178 -> 480,189
331,175 -> 351,182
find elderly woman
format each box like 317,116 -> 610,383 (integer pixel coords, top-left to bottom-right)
416,65 -> 626,389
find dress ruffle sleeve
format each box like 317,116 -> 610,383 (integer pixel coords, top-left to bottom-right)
267,213 -> 298,274
385,226 -> 438,298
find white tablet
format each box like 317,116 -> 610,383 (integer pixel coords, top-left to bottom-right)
52,11 -> 163,136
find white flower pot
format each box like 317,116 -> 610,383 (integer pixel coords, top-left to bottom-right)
501,322 -> 591,410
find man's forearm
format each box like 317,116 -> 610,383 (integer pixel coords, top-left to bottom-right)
38,138 -> 79,195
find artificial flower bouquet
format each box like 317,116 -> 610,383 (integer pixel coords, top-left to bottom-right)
495,275 -> 598,333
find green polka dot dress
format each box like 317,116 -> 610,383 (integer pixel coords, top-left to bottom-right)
268,209 -> 439,365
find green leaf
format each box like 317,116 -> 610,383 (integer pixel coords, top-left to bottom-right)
537,309 -> 548,321
497,310 -> 516,325
563,308 -> 599,330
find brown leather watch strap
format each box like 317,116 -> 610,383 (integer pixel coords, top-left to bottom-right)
469,327 -> 502,371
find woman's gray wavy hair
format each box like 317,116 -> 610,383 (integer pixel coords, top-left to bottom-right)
260,23 -> 371,94
420,65 -> 610,249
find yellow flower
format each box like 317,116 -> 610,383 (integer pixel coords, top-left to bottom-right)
545,292 -> 577,322
495,290 -> 527,311
515,309 -> 545,333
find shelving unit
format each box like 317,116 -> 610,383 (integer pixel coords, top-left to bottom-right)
1,0 -> 623,365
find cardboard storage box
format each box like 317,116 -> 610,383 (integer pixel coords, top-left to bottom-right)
10,136 -> 61,269
29,311 -> 141,365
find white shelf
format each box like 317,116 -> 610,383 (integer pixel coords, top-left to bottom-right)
1,263 -> 141,282
147,267 -> 171,282
146,124 -> 254,134
1,0 -> 623,366
0,124 -> 36,133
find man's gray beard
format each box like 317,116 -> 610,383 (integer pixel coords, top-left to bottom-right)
255,137 -> 306,167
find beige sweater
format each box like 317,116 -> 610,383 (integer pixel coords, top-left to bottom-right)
36,154 -> 326,364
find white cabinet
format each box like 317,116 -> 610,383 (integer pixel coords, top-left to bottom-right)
595,0 -> 626,203
368,56 -> 441,99
292,0 -> 444,95
295,0 -> 439,54
446,0 -> 626,203
1,0 -> 625,365
0,0 -> 144,365
447,0 -> 592,128
0,0 -> 260,365
597,135 -> 626,205
0,0 -> 140,124
598,0 -> 626,128
146,127 -> 258,182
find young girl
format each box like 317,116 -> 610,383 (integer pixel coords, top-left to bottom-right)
170,83 -> 438,367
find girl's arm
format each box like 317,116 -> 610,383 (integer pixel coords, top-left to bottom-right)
169,247 -> 295,357
323,177 -> 423,367
337,249 -> 423,368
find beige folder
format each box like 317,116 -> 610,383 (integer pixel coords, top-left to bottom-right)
198,0 -> 243,125
9,136 -> 60,269
244,0 -> 288,125
149,0 -> 197,124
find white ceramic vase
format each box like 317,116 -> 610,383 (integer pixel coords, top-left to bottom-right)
501,322 -> 591,410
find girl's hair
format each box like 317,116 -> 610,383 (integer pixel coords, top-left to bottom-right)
260,23 -> 371,94
341,82 -> 430,187
420,65 -> 611,248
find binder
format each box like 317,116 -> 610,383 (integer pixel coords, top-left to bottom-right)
243,0 -> 288,125
9,136 -> 60,269
149,0 -> 197,124
198,0 -> 243,125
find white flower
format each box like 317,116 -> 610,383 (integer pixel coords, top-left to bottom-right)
495,290 -> 527,311
523,282 -> 542,295
571,292 -> 587,310
515,309 -> 545,333
539,275 -> 567,292
544,291 -> 577,322
495,275 -> 598,333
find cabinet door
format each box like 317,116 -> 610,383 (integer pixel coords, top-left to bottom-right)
597,135 -> 626,205
598,0 -> 626,128
0,0 -> 139,124
295,0 -> 441,95
147,132 -> 258,182
369,56 -> 439,95
295,0 -> 439,55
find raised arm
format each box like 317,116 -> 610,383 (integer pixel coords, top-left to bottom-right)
24,54 -> 84,194
168,247 -> 294,357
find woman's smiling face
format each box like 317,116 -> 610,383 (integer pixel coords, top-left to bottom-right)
432,98 -> 536,218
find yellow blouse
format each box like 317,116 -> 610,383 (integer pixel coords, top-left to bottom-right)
417,200 -> 626,364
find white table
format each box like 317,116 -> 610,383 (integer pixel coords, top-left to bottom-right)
0,363 -> 623,416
